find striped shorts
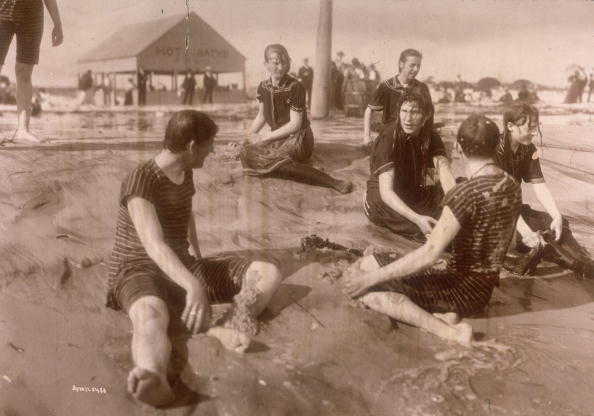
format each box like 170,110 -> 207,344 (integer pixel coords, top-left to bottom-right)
0,1 -> 44,65
371,252 -> 497,317
107,255 -> 252,314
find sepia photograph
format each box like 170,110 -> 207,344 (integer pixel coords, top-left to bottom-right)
0,0 -> 593,414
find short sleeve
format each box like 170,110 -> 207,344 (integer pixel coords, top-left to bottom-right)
370,127 -> 397,176
524,144 -> 545,183
419,82 -> 434,119
368,83 -> 387,111
119,166 -> 158,208
256,83 -> 265,103
444,182 -> 475,225
289,82 -> 306,112
428,131 -> 447,160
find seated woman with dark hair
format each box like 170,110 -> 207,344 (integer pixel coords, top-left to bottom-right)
364,91 -> 456,241
496,103 -> 593,277
344,114 -> 522,346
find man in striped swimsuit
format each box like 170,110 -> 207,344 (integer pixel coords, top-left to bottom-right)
0,0 -> 62,143
344,114 -> 522,346
107,111 -> 282,407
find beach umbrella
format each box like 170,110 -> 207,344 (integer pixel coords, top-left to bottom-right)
475,77 -> 501,91
510,79 -> 533,89
566,64 -> 584,72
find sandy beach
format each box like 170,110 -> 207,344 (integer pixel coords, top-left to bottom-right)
0,103 -> 593,415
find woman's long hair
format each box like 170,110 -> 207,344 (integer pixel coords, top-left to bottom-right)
393,92 -> 433,189
497,103 -> 543,165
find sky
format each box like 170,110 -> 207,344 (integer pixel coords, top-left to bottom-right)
3,0 -> 593,88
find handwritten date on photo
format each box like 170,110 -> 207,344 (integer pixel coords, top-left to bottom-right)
72,384 -> 107,394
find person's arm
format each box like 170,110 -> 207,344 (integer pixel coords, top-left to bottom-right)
127,197 -> 210,333
532,182 -> 563,241
248,102 -> 267,138
188,214 -> 201,259
42,0 -> 63,46
378,169 -> 436,234
343,206 -> 460,297
261,109 -> 302,141
515,214 -> 544,248
433,155 -> 456,193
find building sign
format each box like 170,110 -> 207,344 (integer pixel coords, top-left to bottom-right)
155,46 -> 229,60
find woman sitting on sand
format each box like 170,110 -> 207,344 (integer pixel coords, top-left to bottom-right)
239,44 -> 352,194
364,92 -> 456,241
343,114 -> 522,346
496,103 -> 593,277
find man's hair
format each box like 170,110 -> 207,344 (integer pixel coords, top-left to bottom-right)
264,44 -> 291,67
399,91 -> 427,115
163,110 -> 218,153
456,114 -> 500,158
399,49 -> 422,65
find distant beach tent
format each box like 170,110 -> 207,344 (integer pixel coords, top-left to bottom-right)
475,77 -> 501,91
77,12 -> 247,104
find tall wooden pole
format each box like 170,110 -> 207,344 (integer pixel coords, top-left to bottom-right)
310,0 -> 332,119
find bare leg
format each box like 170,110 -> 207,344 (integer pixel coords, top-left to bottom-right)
359,292 -> 473,346
208,261 -> 282,352
273,162 -> 353,194
128,296 -> 174,407
14,62 -> 41,142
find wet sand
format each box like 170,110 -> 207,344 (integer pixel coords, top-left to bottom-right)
0,104 -> 593,415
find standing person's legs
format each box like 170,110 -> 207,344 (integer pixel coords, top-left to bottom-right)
189,90 -> 194,105
127,295 -> 175,406
14,62 -> 39,142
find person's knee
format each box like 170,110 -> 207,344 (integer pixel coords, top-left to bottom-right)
359,255 -> 381,272
246,261 -> 282,292
129,296 -> 169,331
244,261 -> 282,315
14,63 -> 34,82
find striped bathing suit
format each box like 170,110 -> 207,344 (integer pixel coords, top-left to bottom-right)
106,159 -> 251,312
373,172 -> 522,316
0,0 -> 44,65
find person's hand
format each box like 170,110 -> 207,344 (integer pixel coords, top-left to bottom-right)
522,230 -> 544,249
52,24 -> 63,47
181,283 -> 211,334
342,269 -> 374,298
550,215 -> 563,242
416,215 -> 437,235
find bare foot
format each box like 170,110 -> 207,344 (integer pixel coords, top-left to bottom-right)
127,367 -> 174,407
433,312 -> 460,326
207,326 -> 251,353
452,322 -> 473,347
14,129 -> 43,143
335,180 -> 353,194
